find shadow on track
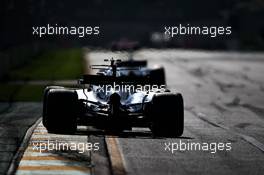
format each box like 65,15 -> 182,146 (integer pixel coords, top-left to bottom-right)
73,128 -> 194,140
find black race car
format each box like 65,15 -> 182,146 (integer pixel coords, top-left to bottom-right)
43,58 -> 184,137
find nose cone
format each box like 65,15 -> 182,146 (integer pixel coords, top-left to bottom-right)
108,93 -> 122,117
109,93 -> 121,104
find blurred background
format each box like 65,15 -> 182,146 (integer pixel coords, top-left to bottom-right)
0,0 -> 264,101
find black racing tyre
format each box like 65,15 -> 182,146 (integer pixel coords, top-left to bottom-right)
45,89 -> 78,134
42,86 -> 64,127
150,93 -> 184,137
149,67 -> 166,86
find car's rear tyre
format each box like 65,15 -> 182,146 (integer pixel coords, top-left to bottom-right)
42,86 -> 64,127
149,67 -> 166,86
45,88 -> 78,134
150,93 -> 184,137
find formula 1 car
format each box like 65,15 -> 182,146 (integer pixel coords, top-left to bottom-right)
42,58 -> 184,137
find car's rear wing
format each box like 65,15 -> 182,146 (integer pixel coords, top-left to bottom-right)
78,74 -> 157,85
116,60 -> 147,67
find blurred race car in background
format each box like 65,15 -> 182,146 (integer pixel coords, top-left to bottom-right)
43,58 -> 184,137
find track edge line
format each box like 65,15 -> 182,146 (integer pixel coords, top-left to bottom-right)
7,117 -> 42,175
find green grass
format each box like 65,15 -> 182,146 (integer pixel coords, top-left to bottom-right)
0,48 -> 84,101
9,48 -> 83,80
0,84 -> 45,102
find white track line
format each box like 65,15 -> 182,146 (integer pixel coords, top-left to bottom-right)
15,121 -> 92,175
197,112 -> 264,153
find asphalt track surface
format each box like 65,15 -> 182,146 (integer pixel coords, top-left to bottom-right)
0,103 -> 41,174
10,49 -> 264,175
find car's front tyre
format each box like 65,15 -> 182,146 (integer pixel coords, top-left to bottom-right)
44,88 -> 78,134
150,93 -> 184,137
149,67 -> 166,86
42,86 -> 64,128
